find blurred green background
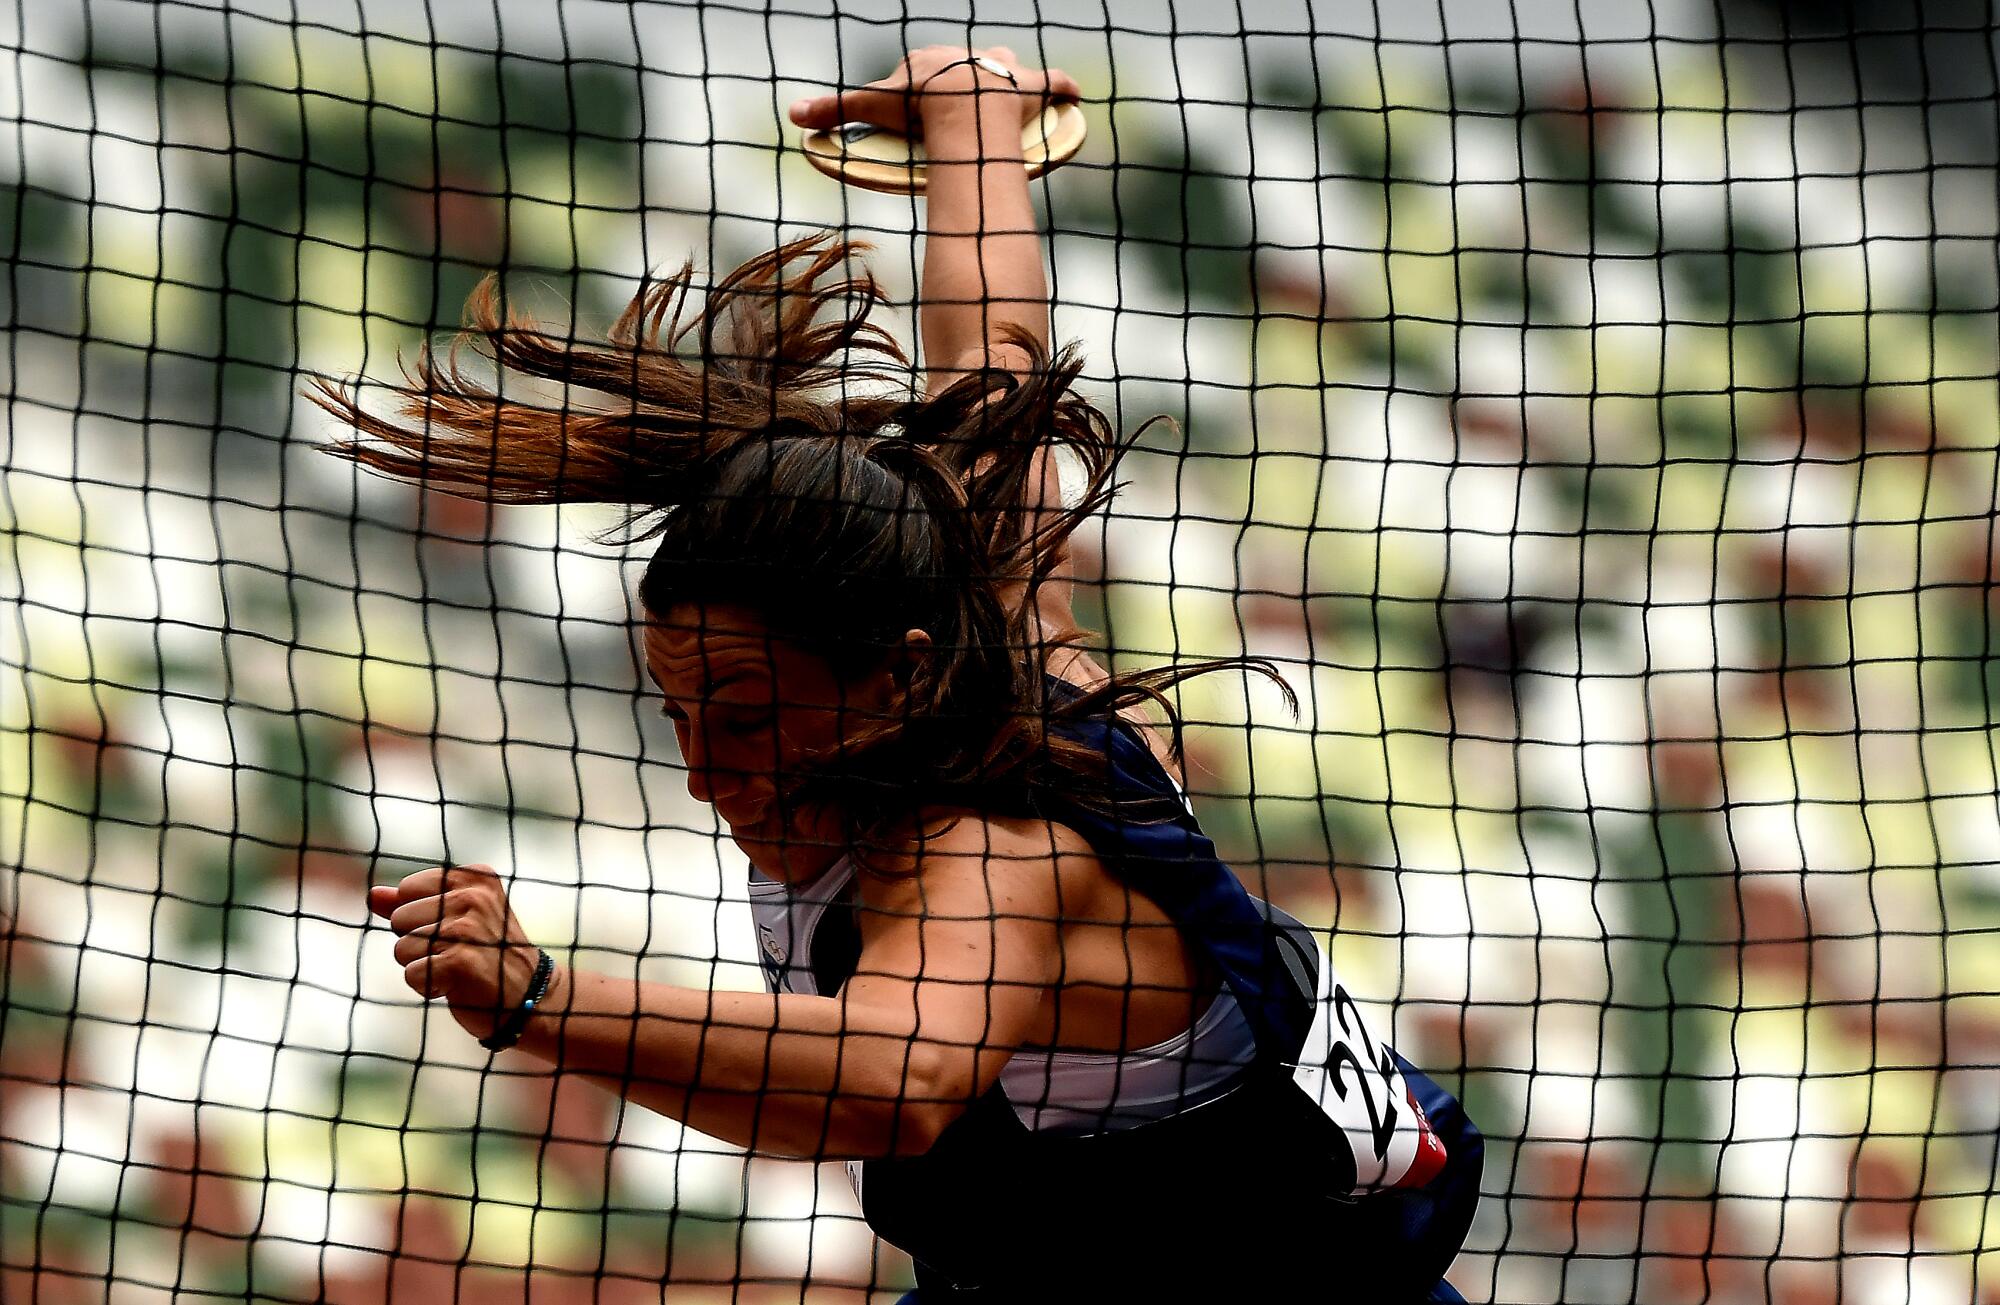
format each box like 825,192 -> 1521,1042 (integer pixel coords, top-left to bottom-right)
4,1 -> 1998,1302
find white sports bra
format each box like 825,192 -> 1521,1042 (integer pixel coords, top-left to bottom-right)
747,858 -> 1255,1136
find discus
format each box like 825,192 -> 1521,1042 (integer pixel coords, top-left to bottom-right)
800,100 -> 1088,194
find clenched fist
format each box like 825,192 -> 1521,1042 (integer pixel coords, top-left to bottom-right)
367,864 -> 551,1044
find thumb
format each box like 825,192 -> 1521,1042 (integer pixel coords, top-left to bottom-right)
789,93 -> 854,129
790,86 -> 911,134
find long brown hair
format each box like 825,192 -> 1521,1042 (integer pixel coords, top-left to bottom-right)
308,233 -> 1288,857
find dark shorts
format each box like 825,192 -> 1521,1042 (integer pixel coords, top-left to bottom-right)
886,1058 -> 1482,1302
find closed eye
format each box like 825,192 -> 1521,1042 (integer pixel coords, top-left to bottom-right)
659,704 -> 770,734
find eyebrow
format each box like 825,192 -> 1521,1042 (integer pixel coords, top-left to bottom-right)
652,666 -> 768,703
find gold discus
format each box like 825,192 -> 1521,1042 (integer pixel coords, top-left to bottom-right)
800,100 -> 1088,194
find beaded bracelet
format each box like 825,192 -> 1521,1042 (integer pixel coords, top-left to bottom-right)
918,54 -> 1020,94
479,948 -> 555,1053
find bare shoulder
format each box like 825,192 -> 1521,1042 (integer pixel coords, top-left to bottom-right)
851,809 -> 1101,924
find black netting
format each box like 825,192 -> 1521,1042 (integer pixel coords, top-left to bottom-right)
4,2 -> 1998,1302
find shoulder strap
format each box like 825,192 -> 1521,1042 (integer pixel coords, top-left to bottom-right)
1037,681 -> 1315,1060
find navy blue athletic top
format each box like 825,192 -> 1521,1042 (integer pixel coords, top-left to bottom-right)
748,678 -> 1482,1299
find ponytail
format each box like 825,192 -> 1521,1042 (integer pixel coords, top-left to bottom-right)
306,234 -> 903,517
309,232 -> 1290,856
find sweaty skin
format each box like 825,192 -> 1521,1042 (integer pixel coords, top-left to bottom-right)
644,602 -> 1212,1059
370,602 -> 1212,1160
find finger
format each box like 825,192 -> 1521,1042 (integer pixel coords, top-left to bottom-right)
394,922 -> 521,969
439,862 -> 498,888
790,86 -> 913,132
1046,69 -> 1082,103
402,956 -> 453,1000
386,894 -> 447,936
393,867 -> 495,927
395,862 -> 497,906
367,885 -> 398,919
790,91 -> 870,130
985,45 -> 1018,64
392,921 -> 455,968
393,866 -> 447,903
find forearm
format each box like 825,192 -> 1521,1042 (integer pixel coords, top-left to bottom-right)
919,94 -> 1049,387
513,964 -> 956,1158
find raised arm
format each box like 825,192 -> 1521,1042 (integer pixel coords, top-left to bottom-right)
370,819 -> 1062,1159
907,50 -> 1057,388
790,47 -> 1076,386
791,49 -> 1100,675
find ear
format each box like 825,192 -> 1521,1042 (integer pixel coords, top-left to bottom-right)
890,628 -> 934,691
847,629 -> 933,715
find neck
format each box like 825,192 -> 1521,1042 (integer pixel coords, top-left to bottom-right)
737,810 -> 849,885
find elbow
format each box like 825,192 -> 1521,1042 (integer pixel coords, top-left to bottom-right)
869,1042 -> 977,1158
886,1102 -> 961,1158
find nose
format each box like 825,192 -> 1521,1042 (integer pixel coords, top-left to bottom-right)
677,718 -> 746,808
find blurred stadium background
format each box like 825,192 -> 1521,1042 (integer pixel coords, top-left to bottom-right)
4,0 -> 1998,1301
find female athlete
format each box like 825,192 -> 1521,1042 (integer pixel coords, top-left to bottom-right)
319,46 -> 1481,1301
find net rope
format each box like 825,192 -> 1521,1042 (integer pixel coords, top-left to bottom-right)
4,2 -> 1998,1301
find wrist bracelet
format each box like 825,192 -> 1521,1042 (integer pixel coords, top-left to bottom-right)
480,948 -> 555,1053
919,55 -> 1020,94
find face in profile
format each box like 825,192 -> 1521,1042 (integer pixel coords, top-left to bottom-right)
643,602 -> 906,882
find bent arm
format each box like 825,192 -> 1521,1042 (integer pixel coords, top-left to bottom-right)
511,820 -> 1059,1159
513,975 -> 950,1158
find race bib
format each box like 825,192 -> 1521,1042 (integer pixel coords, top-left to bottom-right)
1292,972 -> 1440,1192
